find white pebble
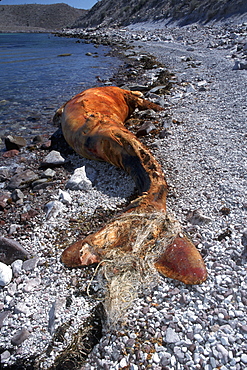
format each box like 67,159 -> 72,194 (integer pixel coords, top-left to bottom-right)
58,189 -> 72,204
216,343 -> 228,358
0,262 -> 12,286
241,354 -> 247,364
152,352 -> 160,363
119,357 -> 128,368
11,259 -> 23,277
43,150 -> 65,165
66,166 -> 92,191
44,200 -> 64,220
194,334 -> 204,343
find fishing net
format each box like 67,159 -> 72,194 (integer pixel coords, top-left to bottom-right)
90,211 -> 182,325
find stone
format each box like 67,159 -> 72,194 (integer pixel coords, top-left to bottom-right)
241,230 -> 247,247
0,311 -> 10,328
159,129 -> 172,138
150,85 -> 170,94
187,209 -> 212,225
241,354 -> 247,364
32,134 -> 44,143
216,343 -> 228,358
0,262 -> 12,286
197,80 -> 207,87
127,85 -> 148,91
7,282 -> 17,296
11,327 -> 31,346
2,149 -> 20,158
41,140 -> 52,150
66,166 -> 92,191
32,180 -> 56,191
240,325 -> 247,333
243,43 -> 247,53
149,93 -> 166,107
5,135 -> 27,151
0,166 -> 11,181
194,333 -> 204,343
136,121 -> 156,137
8,224 -> 21,235
14,303 -> 30,316
23,277 -> 41,293
48,298 -> 66,334
174,346 -> 184,360
42,168 -> 56,178
22,257 -> 39,271
31,178 -> 49,189
165,327 -> 180,343
126,338 -> 135,349
186,83 -> 196,93
111,348 -> 121,361
58,189 -> 72,204
11,189 -> 24,202
152,352 -> 160,363
160,352 -> 171,366
119,357 -> 128,368
7,169 -> 39,190
41,150 -> 65,167
20,209 -> 39,223
44,200 -> 64,220
233,60 -> 247,70
0,191 -> 11,211
0,350 -> 11,362
11,259 -> 23,277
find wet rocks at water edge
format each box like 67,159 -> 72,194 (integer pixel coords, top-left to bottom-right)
5,135 -> 27,151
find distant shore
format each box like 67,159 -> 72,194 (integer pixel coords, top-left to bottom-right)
0,26 -> 56,33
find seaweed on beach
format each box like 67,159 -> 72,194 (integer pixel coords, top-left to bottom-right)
50,305 -> 104,370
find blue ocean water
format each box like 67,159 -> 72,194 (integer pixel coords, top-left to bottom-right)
0,33 -> 120,146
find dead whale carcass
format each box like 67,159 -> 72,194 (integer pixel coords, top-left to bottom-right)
54,86 -> 207,287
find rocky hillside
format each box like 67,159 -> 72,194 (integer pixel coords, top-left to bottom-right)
0,3 -> 86,32
73,0 -> 247,28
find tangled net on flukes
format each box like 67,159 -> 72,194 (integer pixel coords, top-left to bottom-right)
98,212 -> 182,323
54,86 -> 207,324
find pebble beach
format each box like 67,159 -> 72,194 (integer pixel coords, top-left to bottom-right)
1,17 -> 247,369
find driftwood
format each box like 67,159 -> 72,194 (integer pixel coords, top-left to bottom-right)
54,86 -> 207,289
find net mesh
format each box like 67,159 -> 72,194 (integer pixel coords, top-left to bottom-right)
92,211 -> 182,325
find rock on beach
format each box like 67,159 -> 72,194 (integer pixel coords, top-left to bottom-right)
0,262 -> 12,286
65,166 -> 93,191
41,150 -> 65,167
0,237 -> 30,264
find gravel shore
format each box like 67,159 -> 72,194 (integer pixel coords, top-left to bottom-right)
1,19 -> 247,369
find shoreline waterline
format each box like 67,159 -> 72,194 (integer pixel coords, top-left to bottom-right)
0,32 -> 121,149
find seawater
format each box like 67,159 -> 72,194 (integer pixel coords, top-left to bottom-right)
0,33 -> 120,147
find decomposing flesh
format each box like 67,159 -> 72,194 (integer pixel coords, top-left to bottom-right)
54,86 -> 207,286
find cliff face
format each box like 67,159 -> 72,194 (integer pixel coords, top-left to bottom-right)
0,3 -> 86,32
73,0 -> 247,28
1,1 -> 246,33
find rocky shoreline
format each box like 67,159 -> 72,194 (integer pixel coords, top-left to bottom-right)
1,19 -> 247,369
